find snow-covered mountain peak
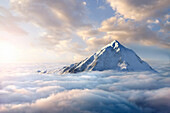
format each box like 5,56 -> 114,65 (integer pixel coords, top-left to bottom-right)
102,40 -> 121,48
110,40 -> 120,47
101,40 -> 123,53
60,40 -> 156,74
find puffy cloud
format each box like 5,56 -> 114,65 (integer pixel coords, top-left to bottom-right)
115,88 -> 170,113
101,17 -> 169,47
0,63 -> 170,113
106,0 -> 170,20
82,15 -> 170,52
10,0 -> 87,29
77,0 -> 170,52
9,0 -> 91,60
1,0 -> 168,63
10,0 -> 89,43
1,89 -> 141,113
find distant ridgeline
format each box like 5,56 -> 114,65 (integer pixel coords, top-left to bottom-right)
60,40 -> 156,74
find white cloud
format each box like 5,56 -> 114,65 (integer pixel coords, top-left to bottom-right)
9,0 -> 91,60
77,0 -> 170,52
0,6 -> 27,36
81,15 -> 170,51
107,0 -> 169,20
0,6 -> 27,43
0,63 -> 170,113
1,89 -> 142,113
0,0 -> 168,64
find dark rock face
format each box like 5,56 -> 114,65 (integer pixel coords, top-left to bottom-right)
60,40 -> 155,74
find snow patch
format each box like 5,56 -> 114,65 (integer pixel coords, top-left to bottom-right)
60,40 -> 156,74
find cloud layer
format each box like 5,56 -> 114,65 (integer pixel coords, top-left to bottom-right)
0,63 -> 170,113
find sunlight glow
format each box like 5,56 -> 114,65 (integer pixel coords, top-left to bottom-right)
0,42 -> 18,63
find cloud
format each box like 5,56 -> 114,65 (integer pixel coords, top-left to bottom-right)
10,0 -> 89,46
100,16 -> 169,47
1,89 -> 141,113
10,0 -> 87,29
106,0 -> 170,20
77,0 -> 170,52
0,63 -> 170,113
8,0 -> 93,61
81,15 -> 170,52
77,29 -> 101,40
0,6 -> 27,40
1,0 -> 167,63
115,87 -> 170,113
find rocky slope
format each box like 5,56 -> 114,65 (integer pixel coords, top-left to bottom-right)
60,40 -> 156,74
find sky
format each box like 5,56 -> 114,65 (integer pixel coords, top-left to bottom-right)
0,0 -> 169,64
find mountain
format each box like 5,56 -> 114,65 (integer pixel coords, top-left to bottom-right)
60,40 -> 156,74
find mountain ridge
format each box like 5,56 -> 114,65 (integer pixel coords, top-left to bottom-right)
60,40 -> 156,74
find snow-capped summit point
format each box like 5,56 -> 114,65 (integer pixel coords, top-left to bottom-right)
101,40 -> 122,52
60,40 -> 156,74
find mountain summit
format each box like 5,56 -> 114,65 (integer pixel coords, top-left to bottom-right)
60,40 -> 155,74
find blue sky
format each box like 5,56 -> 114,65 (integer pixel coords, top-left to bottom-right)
0,0 -> 169,63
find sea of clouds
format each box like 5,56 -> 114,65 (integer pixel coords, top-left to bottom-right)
0,63 -> 170,113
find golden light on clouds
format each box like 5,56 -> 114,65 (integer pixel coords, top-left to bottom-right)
0,0 -> 169,63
